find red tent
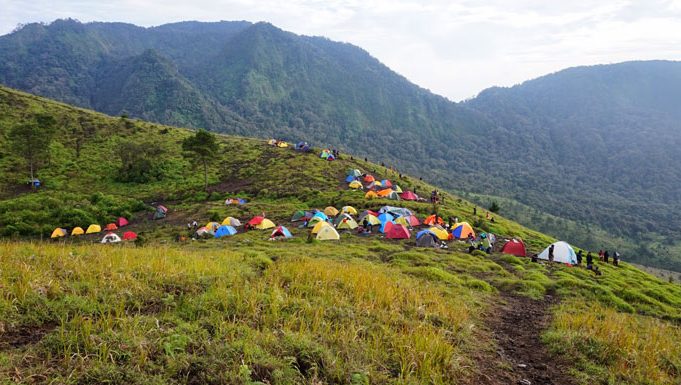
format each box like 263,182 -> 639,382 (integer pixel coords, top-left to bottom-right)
423,215 -> 445,226
500,239 -> 527,257
104,223 -> 118,231
248,216 -> 264,226
116,217 -> 129,227
386,224 -> 411,239
123,231 -> 137,241
363,175 -> 375,183
400,191 -> 418,201
402,215 -> 421,226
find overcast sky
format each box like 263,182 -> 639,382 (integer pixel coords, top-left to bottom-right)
2,0 -> 680,100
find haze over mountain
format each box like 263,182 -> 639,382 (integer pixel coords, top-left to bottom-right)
1,19 -> 681,270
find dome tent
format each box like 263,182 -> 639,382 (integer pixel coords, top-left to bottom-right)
539,241 -> 578,265
500,239 -> 527,257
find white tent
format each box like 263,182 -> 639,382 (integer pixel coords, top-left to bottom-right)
101,232 -> 122,244
538,241 -> 577,265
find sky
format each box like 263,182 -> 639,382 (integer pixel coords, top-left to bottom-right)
2,0 -> 681,101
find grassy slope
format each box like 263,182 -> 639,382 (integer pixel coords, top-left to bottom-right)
0,86 -> 680,384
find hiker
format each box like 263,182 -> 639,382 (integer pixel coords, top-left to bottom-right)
598,249 -> 604,261
468,245 -> 476,253
364,157 -> 368,162
576,250 -> 583,265
592,266 -> 603,276
548,244 -> 555,262
454,216 -> 458,224
486,211 -> 490,220
473,206 -> 477,216
467,233 -> 475,244
613,251 -> 620,266
531,253 -> 538,263
414,187 -> 417,195
448,217 -> 453,229
586,252 -> 594,269
490,217 -> 495,223
603,250 -> 609,263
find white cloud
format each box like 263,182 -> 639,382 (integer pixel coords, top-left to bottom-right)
1,0 -> 680,100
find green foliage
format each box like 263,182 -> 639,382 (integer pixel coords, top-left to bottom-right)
116,139 -> 166,183
488,201 -> 500,213
7,113 -> 57,180
182,129 -> 220,190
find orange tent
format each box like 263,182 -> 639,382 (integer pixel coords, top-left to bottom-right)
423,215 -> 445,226
105,223 -> 118,231
377,189 -> 394,197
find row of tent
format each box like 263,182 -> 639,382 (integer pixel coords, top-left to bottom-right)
51,229 -> 137,243
51,217 -> 130,238
345,169 -> 421,201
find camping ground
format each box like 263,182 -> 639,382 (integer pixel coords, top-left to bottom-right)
1,85 -> 681,384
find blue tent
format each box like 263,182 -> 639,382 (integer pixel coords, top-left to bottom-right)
312,212 -> 329,221
377,213 -> 394,224
345,175 -> 357,183
215,225 -> 237,238
379,220 -> 394,233
416,229 -> 437,239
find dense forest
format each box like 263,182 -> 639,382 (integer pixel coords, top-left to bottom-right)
1,19 -> 681,270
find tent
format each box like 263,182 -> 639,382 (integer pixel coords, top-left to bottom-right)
423,215 -> 445,226
71,227 -> 85,236
215,225 -> 237,238
379,206 -> 413,218
386,224 -> 411,239
539,241 -> 577,265
222,217 -> 241,227
393,185 -> 403,193
384,191 -> 400,200
291,210 -> 307,222
320,149 -> 331,159
358,210 -> 379,222
334,213 -> 355,226
316,225 -> 340,241
341,206 -> 358,215
248,216 -> 265,226
367,181 -> 383,190
347,169 -> 362,178
51,228 -> 67,238
195,227 -> 210,238
345,175 -> 358,183
267,139 -> 277,145
361,214 -> 382,226
326,154 -> 335,161
205,222 -> 221,232
105,223 -> 118,231
295,142 -> 310,152
312,212 -> 329,221
312,220 -> 333,234
324,206 -> 339,217
377,189 -> 394,197
123,231 -> 138,241
400,191 -> 418,201
255,218 -> 275,230
365,191 -> 378,199
337,216 -> 359,230
277,141 -> 289,148
308,216 -> 326,228
381,179 -> 393,188
452,222 -> 475,239
377,213 -> 395,224
348,181 -> 363,189
116,217 -> 129,227
363,175 -> 375,183
86,224 -> 101,234
416,232 -> 438,247
270,226 -> 293,239
153,205 -> 168,220
395,215 -> 420,227
101,232 -> 121,243
428,226 -> 450,241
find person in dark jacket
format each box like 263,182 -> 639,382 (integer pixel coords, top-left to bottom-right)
586,252 -> 594,269
613,251 -> 620,266
576,250 -> 583,265
548,244 -> 555,262
603,250 -> 610,263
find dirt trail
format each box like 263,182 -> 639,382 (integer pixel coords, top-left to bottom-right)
473,290 -> 576,385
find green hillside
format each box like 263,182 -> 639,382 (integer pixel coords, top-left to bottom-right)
1,86 -> 681,385
2,20 -> 681,270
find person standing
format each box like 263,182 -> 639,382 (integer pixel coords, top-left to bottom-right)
598,249 -> 604,261
613,251 -> 620,266
548,244 -> 555,262
576,250 -> 583,265
586,252 -> 594,270
604,250 -> 610,264
473,206 -> 477,216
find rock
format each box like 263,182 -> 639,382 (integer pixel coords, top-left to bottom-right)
519,379 -> 531,385
517,364 -> 528,369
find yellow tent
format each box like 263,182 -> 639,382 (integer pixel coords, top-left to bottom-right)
205,222 -> 220,231
393,185 -> 403,193
277,141 -> 289,148
348,181 -> 363,189
428,226 -> 450,241
324,206 -> 339,216
337,217 -> 358,230
51,228 -> 67,238
364,215 -> 382,225
365,191 -> 378,199
316,225 -> 340,241
222,217 -> 241,226
312,220 -> 332,234
341,206 -> 358,215
71,227 -> 85,236
267,139 -> 276,145
394,217 -> 409,226
255,218 -> 276,230
86,224 -> 101,234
